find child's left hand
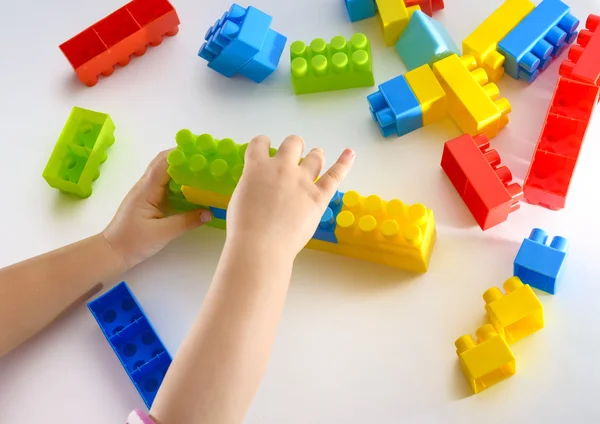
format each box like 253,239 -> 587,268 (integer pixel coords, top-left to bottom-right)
103,150 -> 212,270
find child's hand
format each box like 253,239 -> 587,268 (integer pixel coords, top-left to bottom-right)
226,135 -> 354,260
103,151 -> 212,269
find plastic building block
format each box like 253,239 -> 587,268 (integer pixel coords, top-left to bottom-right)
405,0 -> 444,16
167,130 -> 245,196
462,0 -> 535,82
524,77 -> 599,210
59,0 -> 180,86
395,11 -> 459,71
209,207 -> 227,220
367,75 -> 422,137
455,324 -> 516,394
43,107 -> 115,198
404,64 -> 447,125
514,228 -> 568,294
290,34 -> 374,95
560,14 -> 600,86
483,277 -> 544,344
313,191 -> 344,243
198,4 -> 287,83
237,29 -> 287,83
433,54 -> 511,139
88,282 -> 172,408
441,134 -> 523,230
168,180 -> 201,212
181,185 -> 232,210
345,0 -> 377,22
498,0 -> 579,83
375,0 -> 420,46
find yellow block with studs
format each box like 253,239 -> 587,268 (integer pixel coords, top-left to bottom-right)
405,64 -> 447,125
181,185 -> 231,210
375,0 -> 420,46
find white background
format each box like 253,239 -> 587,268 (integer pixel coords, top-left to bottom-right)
0,0 -> 599,422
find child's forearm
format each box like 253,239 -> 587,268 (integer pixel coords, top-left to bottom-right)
0,233 -> 126,357
150,240 -> 293,424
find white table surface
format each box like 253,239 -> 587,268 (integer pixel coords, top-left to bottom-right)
1,0 -> 599,422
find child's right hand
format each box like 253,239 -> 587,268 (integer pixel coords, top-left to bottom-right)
226,135 -> 355,261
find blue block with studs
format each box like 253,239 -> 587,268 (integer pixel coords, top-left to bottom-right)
313,191 -> 344,243
88,282 -> 172,408
345,0 -> 377,22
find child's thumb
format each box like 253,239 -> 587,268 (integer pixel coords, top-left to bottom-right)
161,209 -> 213,240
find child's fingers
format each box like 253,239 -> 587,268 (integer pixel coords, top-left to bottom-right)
276,135 -> 305,163
142,150 -> 173,188
300,148 -> 325,180
245,135 -> 271,161
316,149 -> 355,200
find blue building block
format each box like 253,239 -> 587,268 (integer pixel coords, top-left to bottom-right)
514,228 -> 568,295
238,29 -> 287,83
395,10 -> 459,71
313,191 -> 344,243
88,282 -> 172,408
209,206 -> 228,220
367,75 -> 423,137
198,4 -> 272,78
498,0 -> 579,83
345,0 -> 377,22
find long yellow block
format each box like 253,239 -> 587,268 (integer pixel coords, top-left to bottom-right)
462,0 -> 535,82
181,185 -> 231,209
432,54 -> 511,139
375,0 -> 420,46
405,64 -> 447,125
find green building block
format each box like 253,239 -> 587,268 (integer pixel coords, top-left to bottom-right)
290,33 -> 374,95
43,107 -> 115,198
167,180 -> 201,212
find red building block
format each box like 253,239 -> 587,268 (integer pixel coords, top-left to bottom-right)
59,0 -> 179,87
559,14 -> 600,87
524,77 -> 599,210
441,134 -> 522,230
404,0 -> 444,16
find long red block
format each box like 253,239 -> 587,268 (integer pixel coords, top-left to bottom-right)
59,0 -> 180,87
404,0 -> 444,16
524,77 -> 599,210
559,14 -> 600,86
442,134 -> 522,230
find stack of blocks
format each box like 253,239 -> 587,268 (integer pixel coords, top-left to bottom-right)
198,4 -> 287,83
88,282 -> 172,407
167,130 -> 437,273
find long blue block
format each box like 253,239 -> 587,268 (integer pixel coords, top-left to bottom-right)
514,228 -> 568,295
313,191 -> 343,244
498,0 -> 579,83
209,206 -> 228,220
238,29 -> 287,83
395,10 -> 459,71
199,4 -> 272,77
88,282 -> 172,408
345,0 -> 377,22
367,75 -> 423,137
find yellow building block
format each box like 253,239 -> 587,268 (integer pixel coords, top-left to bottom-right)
483,277 -> 544,345
405,64 -> 447,125
432,54 -> 511,139
462,0 -> 535,82
181,185 -> 231,210
327,191 -> 436,272
375,0 -> 420,46
455,324 -> 516,394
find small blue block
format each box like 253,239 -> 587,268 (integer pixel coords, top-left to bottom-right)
498,0 -> 579,82
367,75 -> 423,137
395,11 -> 459,71
199,4 -> 272,78
210,206 -> 228,220
238,29 -> 287,83
313,191 -> 344,243
345,0 -> 377,22
88,282 -> 172,408
514,228 -> 568,295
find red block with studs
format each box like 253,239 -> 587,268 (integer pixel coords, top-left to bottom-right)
441,134 -> 523,230
59,0 -> 180,87
559,14 -> 600,87
524,77 -> 599,210
404,0 -> 444,16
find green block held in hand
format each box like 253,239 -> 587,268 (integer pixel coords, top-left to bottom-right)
43,107 -> 115,198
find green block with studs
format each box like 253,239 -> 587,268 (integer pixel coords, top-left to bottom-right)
290,33 -> 375,95
167,180 -> 202,212
43,107 -> 115,198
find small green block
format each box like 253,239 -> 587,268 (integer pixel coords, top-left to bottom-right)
43,107 -> 115,198
206,218 -> 227,230
290,33 -> 375,95
167,180 -> 202,212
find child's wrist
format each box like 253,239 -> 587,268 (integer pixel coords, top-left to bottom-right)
224,233 -> 297,265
